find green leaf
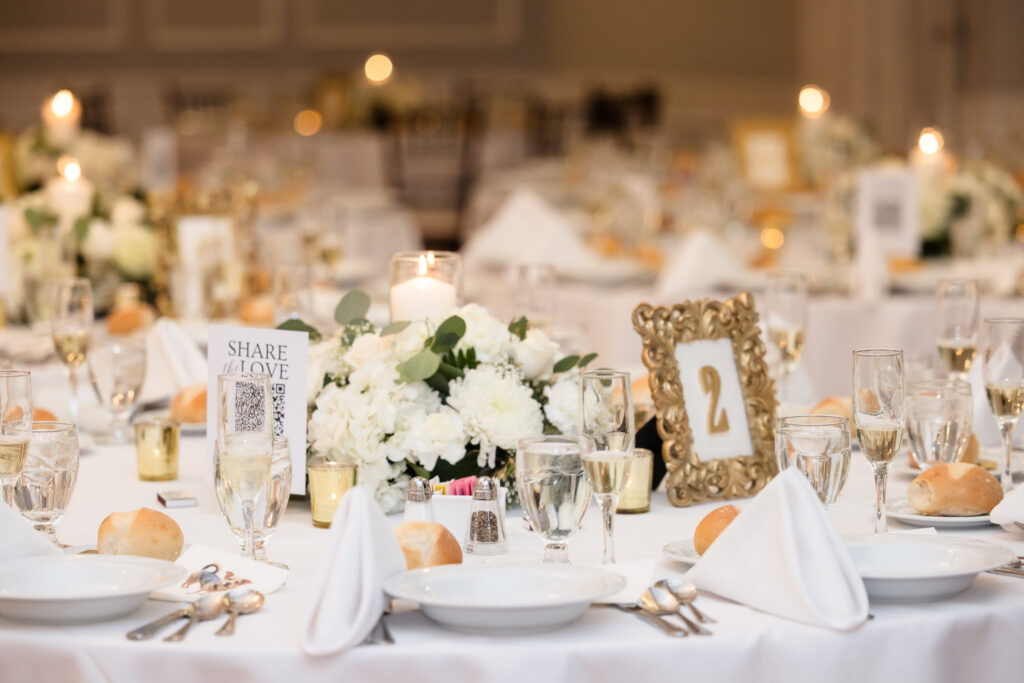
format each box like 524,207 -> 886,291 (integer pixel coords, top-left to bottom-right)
431,332 -> 461,353
508,316 -> 528,340
430,316 -> 466,354
553,355 -> 580,374
397,349 -> 441,383
578,352 -> 598,368
24,207 -> 58,232
276,318 -> 322,341
334,290 -> 371,326
409,462 -> 431,480
380,321 -> 410,336
72,216 -> 91,243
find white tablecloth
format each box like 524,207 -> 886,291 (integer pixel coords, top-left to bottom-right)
4,363 -> 1024,682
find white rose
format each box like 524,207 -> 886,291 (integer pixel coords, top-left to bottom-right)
81,218 -> 115,261
512,328 -> 559,380
387,321 -> 430,363
110,196 -> 146,227
343,332 -> 389,368
112,224 -> 157,278
454,303 -> 515,364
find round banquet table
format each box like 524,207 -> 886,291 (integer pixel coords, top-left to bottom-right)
4,366 -> 1024,683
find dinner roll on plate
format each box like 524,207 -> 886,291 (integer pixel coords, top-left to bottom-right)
907,462 -> 1003,516
98,507 -> 184,561
694,504 -> 740,556
809,396 -> 855,437
393,521 -> 463,570
106,304 -> 155,335
171,383 -> 206,423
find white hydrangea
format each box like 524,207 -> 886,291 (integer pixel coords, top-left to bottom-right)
110,196 -> 146,228
343,332 -> 390,369
112,223 -> 157,278
398,407 -> 466,471
447,364 -> 543,450
543,375 -> 581,435
307,338 -> 346,405
454,303 -> 514,364
386,320 -> 431,363
81,218 -> 115,261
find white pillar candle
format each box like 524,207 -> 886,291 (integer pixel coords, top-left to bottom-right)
390,274 -> 457,323
45,159 -> 93,228
41,90 -> 81,148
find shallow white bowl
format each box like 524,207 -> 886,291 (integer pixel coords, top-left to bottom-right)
0,555 -> 187,624
845,534 -> 1015,603
383,564 -> 625,634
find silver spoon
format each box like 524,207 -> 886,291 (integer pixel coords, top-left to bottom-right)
657,578 -> 716,624
215,588 -> 265,636
640,586 -> 712,636
164,593 -> 227,642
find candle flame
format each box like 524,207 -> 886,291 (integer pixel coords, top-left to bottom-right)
426,251 -> 436,267
918,127 -> 943,156
418,254 -> 428,275
51,90 -> 75,118
62,158 -> 81,182
798,84 -> 829,118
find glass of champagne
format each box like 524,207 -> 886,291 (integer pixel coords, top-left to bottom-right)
906,379 -> 973,469
579,369 -> 634,564
0,370 -> 33,506
936,279 -> 980,379
516,435 -> 593,563
88,340 -> 147,444
982,318 -> 1024,491
853,350 -> 905,533
50,278 -> 93,423
765,272 -> 808,405
12,422 -> 79,547
775,415 -> 851,508
216,372 -> 274,559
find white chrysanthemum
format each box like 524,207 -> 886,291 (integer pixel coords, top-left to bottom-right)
512,327 -> 560,380
447,364 -> 543,450
81,218 -> 115,261
399,407 -> 466,471
543,375 -> 581,435
112,223 -> 157,278
454,303 -> 514,364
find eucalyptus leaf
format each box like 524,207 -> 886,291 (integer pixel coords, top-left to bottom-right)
72,216 -> 91,243
553,355 -> 580,374
397,348 -> 441,383
380,320 -> 411,336
334,290 -> 371,326
431,332 -> 461,354
508,316 -> 528,340
434,316 -> 466,341
276,318 -> 322,341
578,352 -> 598,368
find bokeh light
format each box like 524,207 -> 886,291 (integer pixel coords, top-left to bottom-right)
364,53 -> 394,85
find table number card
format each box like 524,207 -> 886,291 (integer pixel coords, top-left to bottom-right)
856,168 -> 920,258
633,293 -> 777,507
206,324 -> 309,494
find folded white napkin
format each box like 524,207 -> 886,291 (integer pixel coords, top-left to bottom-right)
991,484 -> 1024,532
655,229 -> 746,296
462,188 -> 594,268
141,318 -> 207,401
0,503 -> 59,560
302,487 -> 407,655
685,468 -> 869,630
151,544 -> 288,602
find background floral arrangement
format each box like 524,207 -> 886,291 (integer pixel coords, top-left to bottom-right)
291,291 -> 597,512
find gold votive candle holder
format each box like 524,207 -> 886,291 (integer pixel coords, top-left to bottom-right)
309,461 -> 358,528
617,448 -> 653,514
134,417 -> 180,481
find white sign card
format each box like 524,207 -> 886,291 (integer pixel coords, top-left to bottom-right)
0,205 -> 9,298
206,325 -> 309,494
175,215 -> 236,317
674,338 -> 753,462
742,131 -> 793,191
856,168 -> 920,258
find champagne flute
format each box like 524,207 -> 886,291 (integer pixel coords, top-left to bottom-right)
775,415 -> 851,508
982,318 -> 1024,491
516,435 -> 593,563
936,279 -> 979,379
853,349 -> 905,533
579,369 -> 634,564
88,340 -> 147,444
12,422 -> 79,547
217,372 -> 274,560
0,370 -> 33,506
50,278 -> 93,423
765,272 -> 808,405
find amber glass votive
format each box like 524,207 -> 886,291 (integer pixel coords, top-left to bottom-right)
134,417 -> 179,481
309,461 -> 358,528
617,448 -> 653,514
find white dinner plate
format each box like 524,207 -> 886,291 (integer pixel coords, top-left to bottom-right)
383,564 -> 625,635
886,499 -> 993,528
0,554 -> 187,624
845,534 -> 1014,602
662,539 -> 699,566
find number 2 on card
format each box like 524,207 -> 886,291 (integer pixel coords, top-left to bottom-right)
699,366 -> 730,434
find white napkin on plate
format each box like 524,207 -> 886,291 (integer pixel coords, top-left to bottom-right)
141,318 -> 207,401
655,229 -> 746,296
302,487 -> 407,656
0,503 -> 59,560
991,484 -> 1024,532
685,468 -> 869,630
150,544 -> 288,602
463,188 -> 593,268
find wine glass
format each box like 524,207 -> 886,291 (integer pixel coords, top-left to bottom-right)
775,415 -> 851,508
981,318 -> 1024,491
516,435 -> 593,563
50,278 -> 93,423
578,369 -> 634,564
0,370 -> 33,506
764,272 -> 808,405
512,263 -> 557,332
87,340 -> 147,444
216,372 -> 274,559
936,279 -> 980,379
12,421 -> 79,547
852,350 -> 905,533
906,379 -> 973,469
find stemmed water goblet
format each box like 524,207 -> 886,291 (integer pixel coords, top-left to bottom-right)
936,279 -> 979,380
50,278 -> 93,423
88,340 -> 147,444
0,370 -> 33,506
853,349 -> 905,533
765,272 -> 808,405
12,421 -> 79,547
905,379 -> 973,469
982,319 -> 1024,491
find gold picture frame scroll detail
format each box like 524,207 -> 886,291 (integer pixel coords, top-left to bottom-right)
632,292 -> 778,507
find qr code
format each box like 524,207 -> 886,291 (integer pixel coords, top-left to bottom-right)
271,383 -> 286,437
234,381 -> 266,432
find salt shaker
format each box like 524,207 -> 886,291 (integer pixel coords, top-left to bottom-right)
402,476 -> 436,523
464,476 -> 507,555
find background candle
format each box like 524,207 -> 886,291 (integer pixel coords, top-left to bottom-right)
390,274 -> 457,323
41,89 -> 81,148
45,159 -> 93,228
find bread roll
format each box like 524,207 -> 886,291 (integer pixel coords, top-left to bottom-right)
3,406 -> 57,422
98,507 -> 184,561
106,304 -> 154,335
694,504 -> 740,556
962,433 -> 980,465
393,521 -> 463,570
907,463 -> 1003,516
171,383 -> 206,423
239,296 -> 274,326
809,397 -> 855,437
856,388 -> 881,414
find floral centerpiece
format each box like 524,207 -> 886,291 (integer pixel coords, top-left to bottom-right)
290,291 -> 597,512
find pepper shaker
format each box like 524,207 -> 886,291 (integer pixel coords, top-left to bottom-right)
464,476 -> 507,555
402,476 -> 436,523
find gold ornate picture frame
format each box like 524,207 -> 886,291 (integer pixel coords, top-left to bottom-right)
632,292 -> 777,507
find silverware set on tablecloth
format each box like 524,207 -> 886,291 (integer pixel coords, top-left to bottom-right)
609,578 -> 716,637
363,606 -> 395,646
987,557 -> 1024,579
126,588 -> 265,642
